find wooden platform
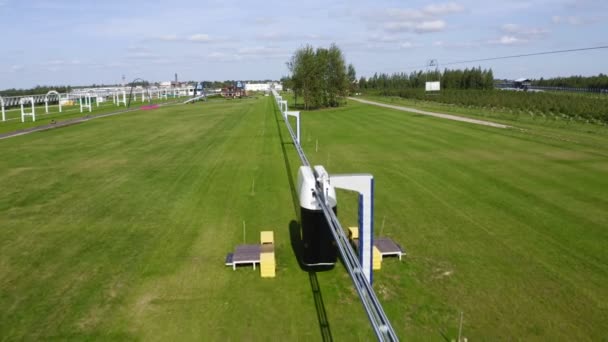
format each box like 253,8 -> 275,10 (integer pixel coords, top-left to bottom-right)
374,238 -> 405,260
225,231 -> 276,277
228,244 -> 261,270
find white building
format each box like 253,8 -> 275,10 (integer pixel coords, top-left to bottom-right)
245,82 -> 283,92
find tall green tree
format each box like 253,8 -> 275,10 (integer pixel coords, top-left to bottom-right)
287,43 -> 351,109
347,64 -> 357,93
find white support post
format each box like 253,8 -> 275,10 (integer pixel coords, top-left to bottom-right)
79,95 -> 92,113
279,100 -> 288,114
115,91 -> 127,106
44,91 -> 62,114
1,96 -> 6,122
285,111 -> 301,145
20,97 -> 36,122
329,174 -> 375,284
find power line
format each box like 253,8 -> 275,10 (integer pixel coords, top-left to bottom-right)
371,45 -> 608,74
440,45 -> 608,67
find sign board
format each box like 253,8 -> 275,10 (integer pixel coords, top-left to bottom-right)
425,81 -> 441,92
236,81 -> 243,89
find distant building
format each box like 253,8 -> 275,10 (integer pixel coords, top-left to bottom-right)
221,85 -> 246,98
244,82 -> 283,92
159,81 -> 172,88
514,78 -> 531,90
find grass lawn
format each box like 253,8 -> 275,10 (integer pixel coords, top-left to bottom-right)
0,97 -> 181,135
1,95 -> 607,340
297,98 -> 608,340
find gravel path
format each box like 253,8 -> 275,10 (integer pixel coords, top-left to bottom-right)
349,97 -> 511,129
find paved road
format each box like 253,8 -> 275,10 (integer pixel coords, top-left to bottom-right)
348,97 -> 511,129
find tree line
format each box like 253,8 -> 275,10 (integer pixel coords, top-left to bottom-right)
532,74 -> 608,89
358,67 -> 495,91
285,44 -> 353,109
0,85 -> 73,97
375,88 -> 608,123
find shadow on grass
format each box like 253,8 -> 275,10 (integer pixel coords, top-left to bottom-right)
273,99 -> 334,342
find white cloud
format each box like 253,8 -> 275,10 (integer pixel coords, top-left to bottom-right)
256,32 -> 331,42
158,34 -> 179,41
187,33 -> 211,42
126,51 -> 159,59
552,15 -> 599,25
501,23 -> 548,37
489,35 -> 527,45
41,59 -> 83,67
385,19 -> 446,33
383,8 -> 426,21
207,52 -> 243,62
237,46 -> 289,58
400,42 -> 418,48
368,34 -> 401,43
423,2 -> 464,16
415,20 -> 447,33
368,3 -> 462,34
487,23 -> 548,45
254,17 -> 275,25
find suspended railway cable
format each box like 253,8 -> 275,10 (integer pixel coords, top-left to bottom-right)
366,45 -> 608,73
276,94 -> 399,342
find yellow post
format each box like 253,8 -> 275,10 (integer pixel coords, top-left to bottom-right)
260,231 -> 274,245
260,252 -> 275,278
373,246 -> 382,270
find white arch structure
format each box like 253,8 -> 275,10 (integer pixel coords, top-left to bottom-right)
114,91 -> 126,106
279,100 -> 288,115
79,94 -> 92,113
0,96 -> 5,122
44,90 -> 62,114
20,97 -> 36,122
285,111 -> 301,144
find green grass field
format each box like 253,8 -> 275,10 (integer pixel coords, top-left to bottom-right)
0,97 -> 180,135
1,96 -> 607,340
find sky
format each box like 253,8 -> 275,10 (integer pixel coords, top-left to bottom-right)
0,0 -> 607,89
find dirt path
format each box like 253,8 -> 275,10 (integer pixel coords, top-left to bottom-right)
349,97 -> 511,129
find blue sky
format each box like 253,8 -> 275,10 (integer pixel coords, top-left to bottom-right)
0,0 -> 606,88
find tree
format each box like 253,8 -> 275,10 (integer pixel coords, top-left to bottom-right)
347,64 -> 357,94
287,43 -> 351,109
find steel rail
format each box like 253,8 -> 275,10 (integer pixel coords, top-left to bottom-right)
273,93 -> 399,341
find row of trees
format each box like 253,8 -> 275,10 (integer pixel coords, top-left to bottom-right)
0,85 -> 72,97
532,74 -> 608,89
375,88 -> 608,122
286,44 -> 353,109
358,67 -> 495,91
